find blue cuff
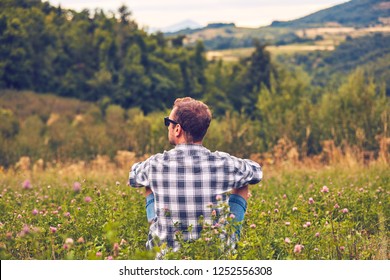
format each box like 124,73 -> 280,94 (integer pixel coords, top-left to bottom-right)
228,194 -> 247,239
145,193 -> 156,222
228,194 -> 247,222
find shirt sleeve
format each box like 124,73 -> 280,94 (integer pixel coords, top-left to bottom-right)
129,158 -> 151,188
232,157 -> 263,189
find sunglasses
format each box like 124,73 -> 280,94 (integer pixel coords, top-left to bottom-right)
164,117 -> 179,127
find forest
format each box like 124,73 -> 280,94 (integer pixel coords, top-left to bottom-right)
0,0 -> 389,168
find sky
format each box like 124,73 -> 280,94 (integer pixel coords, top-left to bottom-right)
45,0 -> 349,30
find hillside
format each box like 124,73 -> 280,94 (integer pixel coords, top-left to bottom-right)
271,0 -> 390,28
166,0 -> 390,50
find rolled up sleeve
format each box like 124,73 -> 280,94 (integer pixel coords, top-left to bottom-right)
129,159 -> 150,188
232,158 -> 262,189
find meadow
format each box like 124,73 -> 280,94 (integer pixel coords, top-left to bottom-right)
0,159 -> 388,260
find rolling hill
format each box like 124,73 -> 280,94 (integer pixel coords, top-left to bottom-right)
271,0 -> 390,28
166,0 -> 390,50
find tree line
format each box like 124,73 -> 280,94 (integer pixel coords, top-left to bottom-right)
0,0 -> 389,167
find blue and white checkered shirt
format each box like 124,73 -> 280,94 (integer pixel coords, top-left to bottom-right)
129,144 -> 262,250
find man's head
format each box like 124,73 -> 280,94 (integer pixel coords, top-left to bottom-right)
167,97 -> 212,145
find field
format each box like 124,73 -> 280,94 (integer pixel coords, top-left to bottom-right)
205,26 -> 390,61
0,161 -> 388,260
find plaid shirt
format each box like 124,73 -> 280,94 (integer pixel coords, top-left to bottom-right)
129,144 -> 262,250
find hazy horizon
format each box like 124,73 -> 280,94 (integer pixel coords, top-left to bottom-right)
44,0 -> 349,30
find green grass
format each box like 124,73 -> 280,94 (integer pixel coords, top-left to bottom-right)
0,163 -> 388,260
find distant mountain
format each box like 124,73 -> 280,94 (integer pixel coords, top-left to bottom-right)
156,19 -> 203,33
271,0 -> 390,28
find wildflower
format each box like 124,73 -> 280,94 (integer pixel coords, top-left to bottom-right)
342,208 -> 349,213
340,246 -> 345,251
73,182 -> 81,192
120,239 -> 127,246
294,244 -> 303,253
113,243 -> 120,256
211,210 -> 217,217
282,194 -> 287,199
321,186 -> 329,193
292,207 -> 298,211
334,203 -> 340,209
21,224 -> 30,235
17,214 -> 22,219
96,252 -> 102,257
229,213 -> 236,219
50,226 -> 57,233
65,238 -> 74,245
314,248 -> 319,252
84,196 -> 92,203
64,212 -> 70,217
32,209 -> 38,215
250,224 -> 256,229
106,256 -> 113,260
116,181 -> 120,186
274,209 -> 279,213
22,179 -> 32,190
216,194 -> 222,201
204,237 -> 211,242
305,222 -> 311,227
284,237 -> 291,244
315,232 -> 320,238
308,197 -> 315,204
285,222 -> 291,226
77,237 -> 85,243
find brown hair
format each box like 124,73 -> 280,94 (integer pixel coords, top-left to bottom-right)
173,97 -> 212,142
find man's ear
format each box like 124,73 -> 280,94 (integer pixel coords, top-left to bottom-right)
174,124 -> 182,137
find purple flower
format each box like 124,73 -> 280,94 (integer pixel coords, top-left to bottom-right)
321,186 -> 329,193
294,244 -> 303,253
250,223 -> 256,229
334,203 -> 340,209
342,208 -> 349,213
284,237 -> 291,244
73,182 -> 81,192
84,196 -> 92,203
22,179 -> 32,190
32,209 -> 38,215
50,226 -> 57,233
315,232 -> 320,238
308,197 -> 315,204
22,224 -> 30,235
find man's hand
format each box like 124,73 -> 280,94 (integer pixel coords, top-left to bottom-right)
231,185 -> 249,200
145,187 -> 153,197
